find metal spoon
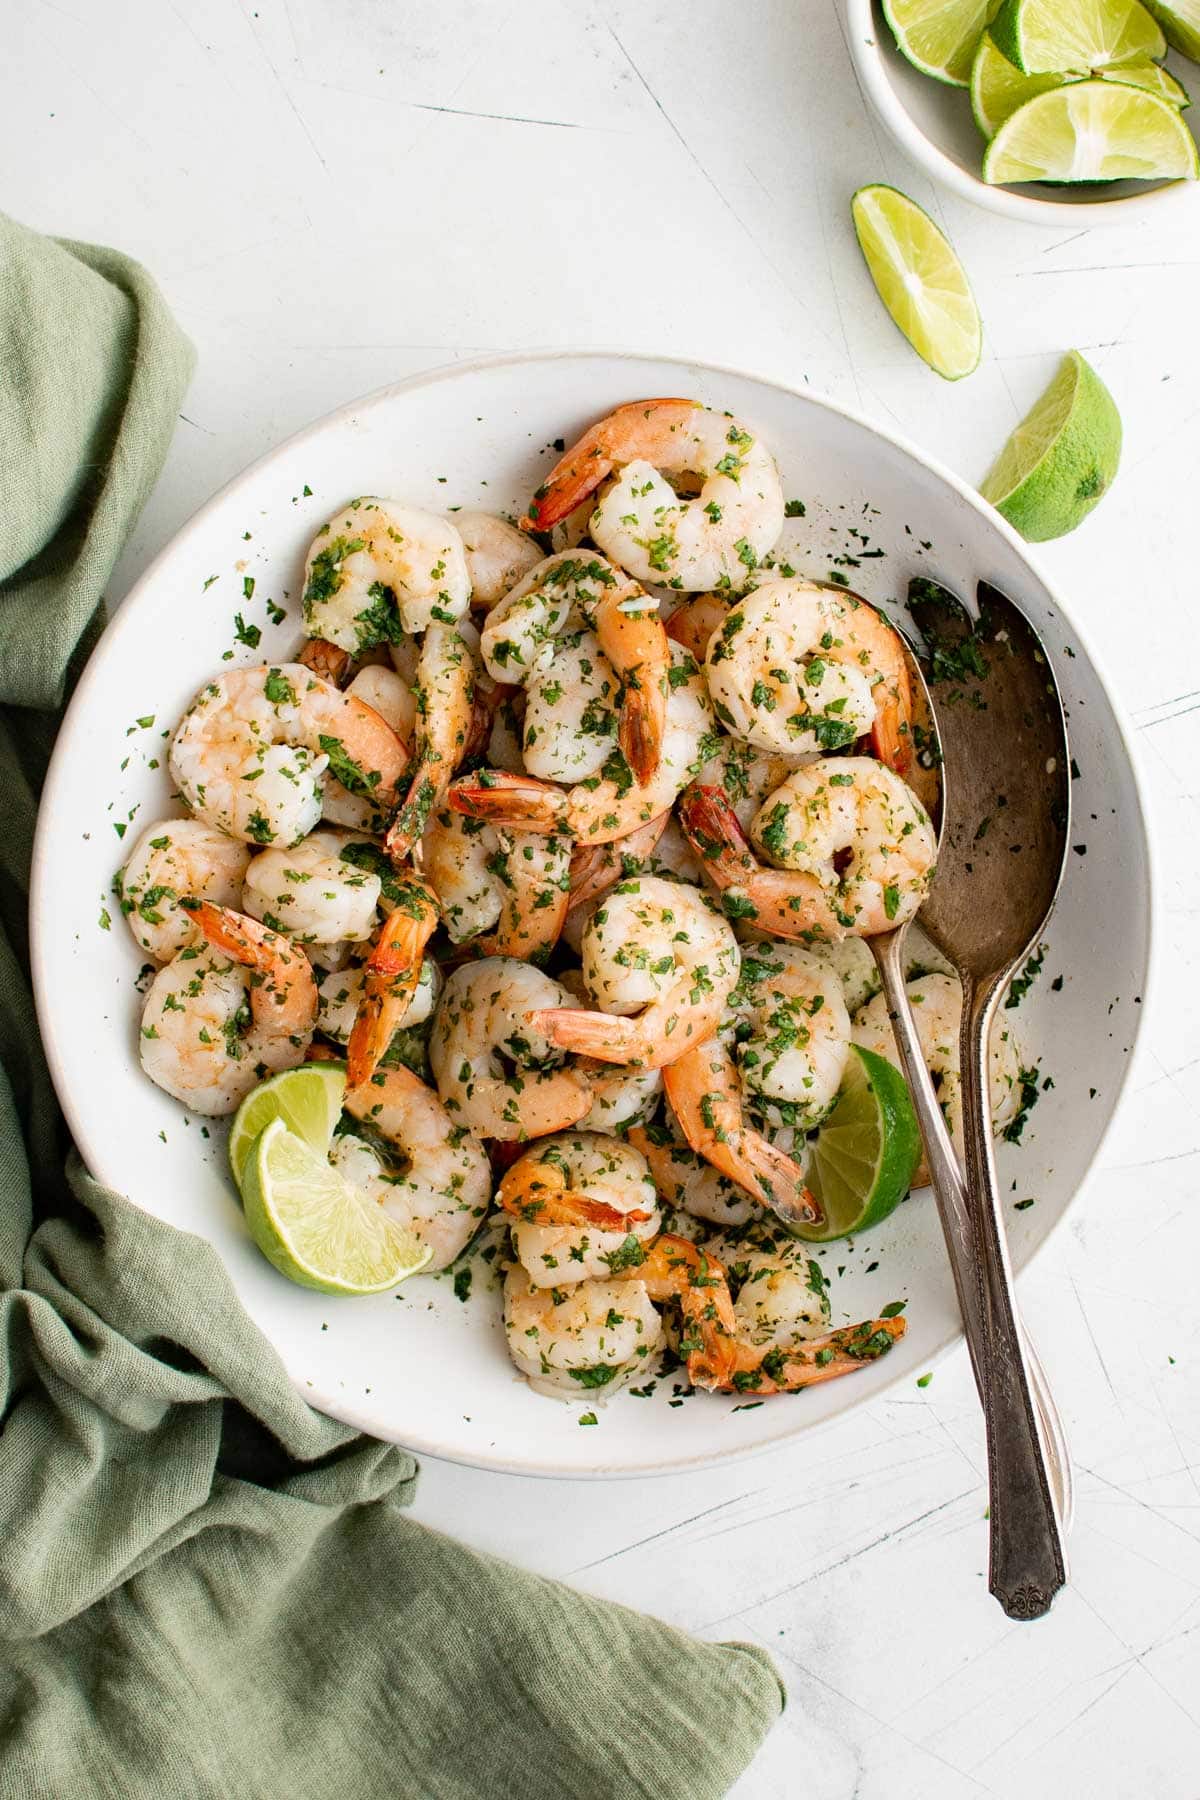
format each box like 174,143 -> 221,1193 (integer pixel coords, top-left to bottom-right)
905,576 -> 1071,1621
857,605 -> 1073,1570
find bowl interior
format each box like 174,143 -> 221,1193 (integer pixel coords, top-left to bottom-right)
32,352 -> 1151,1477
859,0 -> 1193,213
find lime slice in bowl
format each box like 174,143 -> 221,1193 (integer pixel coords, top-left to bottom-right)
1100,59 -> 1190,104
980,350 -> 1122,542
241,1117 -> 432,1294
991,0 -> 1166,72
229,1061 -> 347,1187
972,35 -> 1189,137
1144,0 -> 1200,60
883,0 -> 1001,85
793,1046 -> 921,1244
851,185 -> 982,381
982,80 -> 1199,182
971,32 -> 1070,136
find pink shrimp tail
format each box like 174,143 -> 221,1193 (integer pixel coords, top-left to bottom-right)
529,1007 -> 643,1065
521,398 -> 699,531
346,887 -> 440,1088
676,784 -> 759,888
446,770 -> 569,833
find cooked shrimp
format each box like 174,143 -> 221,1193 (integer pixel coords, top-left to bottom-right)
705,580 -> 914,774
679,760 -> 936,941
421,804 -> 571,963
118,820 -> 251,962
575,1062 -> 663,1135
696,738 -> 818,832
503,1264 -> 663,1399
715,1233 -> 832,1349
522,401 -> 784,594
615,1234 -> 905,1395
481,552 -> 670,786
447,641 -> 714,845
428,959 -> 592,1141
301,501 -> 469,648
317,955 -> 440,1046
561,814 -> 678,957
530,875 -> 740,1071
169,664 -> 407,849
242,827 -> 382,945
731,942 -> 851,1129
568,814 -> 671,913
384,621 -> 477,859
628,1121 -> 756,1229
454,511 -> 543,613
346,881 -> 441,1087
139,903 -> 317,1114
661,1027 -> 818,1225
335,1064 -> 491,1270
497,1131 -> 660,1288
345,664 -> 416,743
665,591 -> 729,660
852,970 -> 1025,1179
318,664 -> 417,833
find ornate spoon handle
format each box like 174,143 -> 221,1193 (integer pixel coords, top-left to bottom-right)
870,932 -> 1073,1546
960,977 -> 1067,1620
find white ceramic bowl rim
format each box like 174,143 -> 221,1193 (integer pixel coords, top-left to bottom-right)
32,347 -> 1158,1478
844,0 -> 1196,227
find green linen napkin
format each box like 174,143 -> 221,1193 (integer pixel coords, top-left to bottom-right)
0,212 -> 783,1799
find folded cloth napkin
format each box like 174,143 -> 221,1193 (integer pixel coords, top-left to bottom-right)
0,212 -> 783,1799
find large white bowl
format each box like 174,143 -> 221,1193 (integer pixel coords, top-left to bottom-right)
847,0 -> 1200,226
31,352 -> 1152,1477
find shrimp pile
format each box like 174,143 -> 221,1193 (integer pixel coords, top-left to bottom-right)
117,396 -> 1038,1412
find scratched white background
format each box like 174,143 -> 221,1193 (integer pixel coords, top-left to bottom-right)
8,1 -> 1200,1794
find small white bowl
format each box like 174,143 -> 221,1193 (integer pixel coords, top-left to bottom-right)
846,0 -> 1199,225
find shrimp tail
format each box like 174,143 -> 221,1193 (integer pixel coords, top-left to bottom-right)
385,752 -> 446,862
592,593 -> 670,786
619,679 -> 668,788
529,1007 -> 644,1066
715,1317 -> 907,1395
346,883 -> 440,1087
662,1054 -> 819,1226
190,901 -> 300,982
447,770 -> 571,834
869,688 -> 912,776
190,901 -> 318,1035
521,398 -> 700,531
299,637 -> 352,687
495,1162 -> 650,1232
676,783 -> 760,890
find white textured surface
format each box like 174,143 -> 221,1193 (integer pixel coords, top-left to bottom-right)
7,3 -> 1200,1795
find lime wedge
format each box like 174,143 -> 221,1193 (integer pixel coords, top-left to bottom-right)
1100,59 -> 1190,104
851,186 -> 982,381
1144,0 -> 1200,59
883,0 -> 1001,85
991,0 -> 1166,71
983,80 -> 1199,181
971,33 -> 1069,135
972,36 -> 1189,136
980,350 -> 1122,541
793,1046 -> 921,1243
229,1061 -> 347,1186
241,1117 -> 432,1294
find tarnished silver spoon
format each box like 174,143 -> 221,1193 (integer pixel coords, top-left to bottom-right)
806,584 -> 1071,1585
904,576 -> 1072,1621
